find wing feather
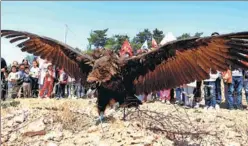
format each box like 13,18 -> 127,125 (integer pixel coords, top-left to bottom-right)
123,31 -> 248,94
1,30 -> 94,84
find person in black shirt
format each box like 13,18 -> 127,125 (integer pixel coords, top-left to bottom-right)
1,57 -> 7,100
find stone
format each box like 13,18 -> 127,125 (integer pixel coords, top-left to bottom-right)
144,136 -> 155,145
124,121 -> 130,127
21,118 -> 46,134
6,120 -> 14,128
87,126 -> 98,133
9,133 -> 17,142
1,135 -> 9,143
130,133 -> 143,139
44,131 -> 63,142
226,121 -> 235,128
227,131 -> 241,139
225,142 -> 241,146
46,142 -> 58,146
14,113 -> 27,123
5,114 -> 15,120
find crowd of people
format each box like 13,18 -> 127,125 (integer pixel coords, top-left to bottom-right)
1,45 -> 248,111
1,57 -> 87,101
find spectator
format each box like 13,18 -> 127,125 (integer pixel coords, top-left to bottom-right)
222,67 -> 232,106
160,89 -> 171,104
244,69 -> 248,110
22,67 -> 32,97
203,69 -> 221,110
194,81 -> 202,108
215,76 -> 222,106
1,57 -> 7,100
175,86 -> 184,105
74,79 -> 84,98
7,66 -> 20,99
30,60 -> 40,97
22,59 -> 30,68
17,64 -> 25,97
38,58 -> 48,89
228,68 -> 243,110
211,32 -> 222,108
12,61 -> 19,69
39,63 -> 55,98
56,67 -> 68,99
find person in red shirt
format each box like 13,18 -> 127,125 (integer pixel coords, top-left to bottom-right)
39,64 -> 55,98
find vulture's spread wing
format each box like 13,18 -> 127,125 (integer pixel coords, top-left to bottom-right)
123,31 -> 248,94
1,30 -> 94,85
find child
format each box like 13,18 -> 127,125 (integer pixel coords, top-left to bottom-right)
30,60 -> 40,97
22,67 -> 32,98
7,66 -> 20,99
160,89 -> 171,104
56,67 -> 68,99
39,64 -> 55,98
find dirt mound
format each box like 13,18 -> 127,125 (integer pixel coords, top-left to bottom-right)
1,98 -> 248,146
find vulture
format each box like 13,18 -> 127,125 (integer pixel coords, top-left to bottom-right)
2,29 -> 248,119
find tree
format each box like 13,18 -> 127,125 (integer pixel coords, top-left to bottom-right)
177,32 -> 204,40
25,55 -> 35,64
104,34 -> 129,52
131,29 -> 152,51
152,28 -> 164,44
87,29 -> 108,48
177,33 -> 191,40
194,32 -> 203,37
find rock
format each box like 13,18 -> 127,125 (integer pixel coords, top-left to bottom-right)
1,135 -> 9,143
87,126 -> 98,133
44,131 -> 63,142
130,133 -> 143,139
225,142 -> 241,146
5,113 -> 15,120
144,136 -> 155,145
227,131 -> 241,139
59,142 -> 76,146
226,121 -> 235,128
63,130 -> 73,138
98,140 -> 110,146
46,142 -> 58,146
21,118 -> 46,134
14,113 -> 27,123
9,133 -> 17,142
2,129 -> 11,136
6,120 -> 14,128
124,121 -> 130,127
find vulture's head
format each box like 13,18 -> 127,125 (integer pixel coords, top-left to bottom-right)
87,49 -> 120,84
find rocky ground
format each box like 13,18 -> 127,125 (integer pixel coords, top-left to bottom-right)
1,98 -> 248,146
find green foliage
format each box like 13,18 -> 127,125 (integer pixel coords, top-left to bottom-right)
86,28 -> 203,53
25,55 -> 35,64
152,28 -> 164,44
177,32 -> 204,40
87,29 -> 108,48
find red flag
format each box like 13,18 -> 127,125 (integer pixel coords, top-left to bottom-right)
119,40 -> 133,57
152,37 -> 158,49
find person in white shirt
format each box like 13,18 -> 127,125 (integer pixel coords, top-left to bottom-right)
7,66 -> 20,99
203,69 -> 221,110
30,60 -> 40,97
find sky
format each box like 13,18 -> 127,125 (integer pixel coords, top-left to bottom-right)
1,1 -> 248,64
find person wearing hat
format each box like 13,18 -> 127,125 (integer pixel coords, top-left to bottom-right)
39,63 -> 55,98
